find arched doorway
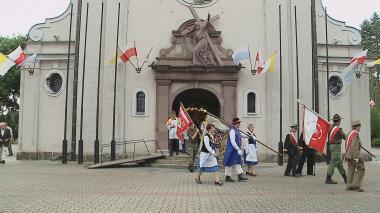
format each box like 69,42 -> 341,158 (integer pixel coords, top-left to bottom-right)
172,88 -> 220,123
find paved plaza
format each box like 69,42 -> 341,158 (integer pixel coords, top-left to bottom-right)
0,147 -> 380,212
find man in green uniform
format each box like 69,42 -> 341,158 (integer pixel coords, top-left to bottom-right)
187,123 -> 200,172
344,120 -> 365,192
325,114 -> 347,184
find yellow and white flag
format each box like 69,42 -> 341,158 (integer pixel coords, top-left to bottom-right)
0,52 -> 15,76
367,59 -> 380,68
260,51 -> 277,74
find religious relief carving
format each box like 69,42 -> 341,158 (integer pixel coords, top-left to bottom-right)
178,0 -> 219,8
153,5 -> 237,69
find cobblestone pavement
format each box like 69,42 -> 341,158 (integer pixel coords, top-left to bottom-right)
0,148 -> 380,212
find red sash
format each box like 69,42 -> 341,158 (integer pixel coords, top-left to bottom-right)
289,133 -> 298,146
329,126 -> 339,142
345,130 -> 358,152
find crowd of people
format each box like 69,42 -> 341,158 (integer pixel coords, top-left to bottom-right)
167,111 -> 366,191
0,122 -> 14,164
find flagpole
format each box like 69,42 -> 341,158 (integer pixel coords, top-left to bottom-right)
295,6 -> 300,138
62,3 -> 74,164
78,2 -> 89,164
134,40 -> 139,69
297,100 -> 331,125
111,3 -> 121,161
204,111 -> 280,155
94,2 -> 104,164
248,44 -> 253,72
278,4 -> 284,166
325,7 -> 331,164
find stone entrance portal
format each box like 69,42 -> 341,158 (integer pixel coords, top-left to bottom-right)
151,13 -> 242,150
172,88 -> 221,121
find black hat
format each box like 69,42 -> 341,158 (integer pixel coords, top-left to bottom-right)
332,114 -> 342,121
290,124 -> 298,128
232,118 -> 242,124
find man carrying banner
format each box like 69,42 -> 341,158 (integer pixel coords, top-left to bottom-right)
187,123 -> 201,172
344,120 -> 365,192
284,124 -> 301,177
326,114 -> 347,184
224,118 -> 248,182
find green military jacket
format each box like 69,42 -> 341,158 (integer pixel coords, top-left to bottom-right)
187,126 -> 199,144
329,125 -> 347,144
345,131 -> 362,160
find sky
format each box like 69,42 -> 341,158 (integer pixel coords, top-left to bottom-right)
0,0 -> 379,36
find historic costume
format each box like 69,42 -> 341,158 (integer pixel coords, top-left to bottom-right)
344,120 -> 365,192
296,132 -> 315,175
325,114 -> 347,184
198,133 -> 219,173
284,124 -> 301,177
187,125 -> 200,172
243,132 -> 258,166
224,118 -> 248,182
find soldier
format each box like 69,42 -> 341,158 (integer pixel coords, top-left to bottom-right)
187,123 -> 201,172
325,114 -> 347,184
344,120 -> 365,192
284,124 -> 301,177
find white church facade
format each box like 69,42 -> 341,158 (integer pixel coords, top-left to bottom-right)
18,0 -> 371,162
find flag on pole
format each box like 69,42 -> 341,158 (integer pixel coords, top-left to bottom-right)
109,47 -> 123,64
176,103 -> 193,141
350,49 -> 368,64
120,47 -> 137,63
302,105 -> 331,154
343,60 -> 359,84
8,46 -> 26,65
199,114 -> 230,155
232,48 -> 250,65
0,53 -> 15,76
370,99 -> 376,109
260,51 -> 277,74
18,54 -> 37,67
367,59 -> 380,68
254,48 -> 264,73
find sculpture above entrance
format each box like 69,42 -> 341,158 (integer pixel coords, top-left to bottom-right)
152,6 -> 237,69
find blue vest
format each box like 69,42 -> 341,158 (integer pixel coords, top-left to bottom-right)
223,127 -> 242,166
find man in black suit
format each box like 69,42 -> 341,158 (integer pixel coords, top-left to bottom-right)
0,122 -> 11,163
284,124 -> 301,177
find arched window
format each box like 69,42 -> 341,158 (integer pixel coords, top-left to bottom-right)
247,92 -> 256,114
136,91 -> 145,114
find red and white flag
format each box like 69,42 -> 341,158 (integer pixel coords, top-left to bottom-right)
254,48 -> 264,73
302,105 -> 331,154
120,47 -> 137,63
176,103 -> 193,141
8,46 -> 26,65
350,49 -> 368,64
370,99 -> 376,109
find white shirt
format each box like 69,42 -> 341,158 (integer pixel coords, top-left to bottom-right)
229,129 -> 241,151
203,135 -> 216,155
0,128 -> 4,137
166,118 -> 178,139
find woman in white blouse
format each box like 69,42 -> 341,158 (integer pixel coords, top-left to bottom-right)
195,123 -> 223,186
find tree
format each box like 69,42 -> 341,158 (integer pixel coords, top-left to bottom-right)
361,13 -> 380,103
0,35 -> 27,139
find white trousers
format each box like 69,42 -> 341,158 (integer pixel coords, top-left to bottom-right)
225,164 -> 244,176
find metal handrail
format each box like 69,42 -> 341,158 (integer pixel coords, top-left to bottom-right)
99,139 -> 164,164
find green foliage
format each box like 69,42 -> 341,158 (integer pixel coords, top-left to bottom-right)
361,12 -> 380,57
371,108 -> 380,139
372,138 -> 380,147
0,35 -> 27,139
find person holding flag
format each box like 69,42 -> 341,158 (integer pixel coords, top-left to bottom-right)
284,124 -> 301,177
326,114 -> 347,184
224,118 -> 248,182
344,120 -> 365,192
195,123 -> 223,186
186,123 -> 201,173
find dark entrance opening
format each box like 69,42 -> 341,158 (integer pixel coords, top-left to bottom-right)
172,88 -> 220,123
